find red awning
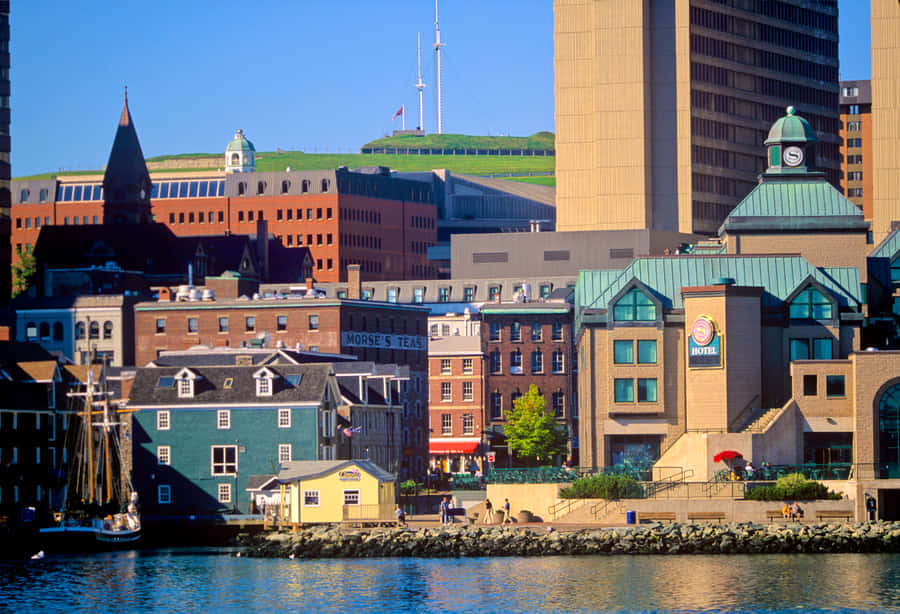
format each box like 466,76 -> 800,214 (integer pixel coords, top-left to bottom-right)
429,440 -> 480,455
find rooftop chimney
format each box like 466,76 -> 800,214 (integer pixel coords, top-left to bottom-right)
347,264 -> 361,299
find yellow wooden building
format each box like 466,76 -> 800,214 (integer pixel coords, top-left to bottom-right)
276,460 -> 396,525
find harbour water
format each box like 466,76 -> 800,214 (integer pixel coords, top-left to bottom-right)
4,549 -> 900,612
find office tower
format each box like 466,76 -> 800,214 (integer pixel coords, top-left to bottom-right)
871,0 -> 900,243
839,80 -> 871,221
0,1 -> 9,299
554,0 -> 841,235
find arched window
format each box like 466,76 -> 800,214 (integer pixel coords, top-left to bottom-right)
790,286 -> 832,320
321,179 -> 330,192
238,182 -> 246,196
301,179 -> 310,193
89,321 -> 100,340
257,181 -> 266,195
281,180 -> 290,194
230,153 -> 239,165
613,288 -> 656,322
52,322 -> 63,341
75,322 -> 86,340
20,189 -> 29,202
39,322 -> 50,340
880,383 -> 900,478
103,321 -> 113,339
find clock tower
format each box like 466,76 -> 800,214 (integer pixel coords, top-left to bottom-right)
762,106 -> 822,178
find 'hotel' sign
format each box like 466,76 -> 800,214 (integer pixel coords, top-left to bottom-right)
688,315 -> 722,368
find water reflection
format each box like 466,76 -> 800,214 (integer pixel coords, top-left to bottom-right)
4,550 -> 900,612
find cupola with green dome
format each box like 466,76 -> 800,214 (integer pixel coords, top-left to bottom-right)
225,129 -> 256,173
763,106 -> 819,176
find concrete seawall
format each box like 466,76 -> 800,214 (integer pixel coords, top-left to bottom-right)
240,521 -> 900,559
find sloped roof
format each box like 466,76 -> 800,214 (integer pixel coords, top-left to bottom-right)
719,179 -> 867,234
15,361 -> 59,383
277,459 -> 395,483
870,227 -> 900,261
127,363 -> 333,407
577,255 -> 863,314
103,91 -> 151,200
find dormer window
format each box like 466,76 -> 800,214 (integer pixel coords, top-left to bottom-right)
175,368 -> 199,398
613,288 -> 656,322
789,287 -> 832,320
254,367 -> 277,397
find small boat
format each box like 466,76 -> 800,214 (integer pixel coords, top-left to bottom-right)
39,361 -> 141,551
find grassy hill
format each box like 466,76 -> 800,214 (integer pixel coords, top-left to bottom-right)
362,131 -> 555,151
15,137 -> 556,185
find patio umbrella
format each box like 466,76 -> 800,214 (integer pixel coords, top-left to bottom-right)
713,450 -> 743,463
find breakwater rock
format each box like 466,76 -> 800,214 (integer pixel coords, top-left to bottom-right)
239,521 -> 900,558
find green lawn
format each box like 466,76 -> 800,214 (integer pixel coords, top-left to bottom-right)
362,131 -> 554,151
507,175 -> 556,187
16,150 -> 555,181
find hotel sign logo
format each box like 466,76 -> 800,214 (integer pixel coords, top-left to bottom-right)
340,331 -> 426,351
688,315 -> 722,368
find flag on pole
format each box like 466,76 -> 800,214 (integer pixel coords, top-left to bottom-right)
343,426 -> 362,437
392,105 -> 404,121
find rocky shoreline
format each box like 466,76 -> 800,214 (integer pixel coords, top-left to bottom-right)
238,521 -> 900,558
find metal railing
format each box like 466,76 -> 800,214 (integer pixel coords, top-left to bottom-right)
547,498 -> 583,521
644,468 -> 694,498
486,466 -> 580,484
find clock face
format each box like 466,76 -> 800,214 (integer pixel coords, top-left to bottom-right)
783,146 -> 804,167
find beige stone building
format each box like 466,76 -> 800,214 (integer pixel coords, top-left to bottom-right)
554,0 -> 841,236
871,0 -> 900,243
575,108 -> 900,517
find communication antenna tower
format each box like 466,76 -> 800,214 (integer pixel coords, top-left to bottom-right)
434,0 -> 445,134
415,31 -> 426,132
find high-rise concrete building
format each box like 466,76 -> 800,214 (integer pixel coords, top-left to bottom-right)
554,0 -> 841,236
839,80 -> 872,221
871,0 -> 900,243
0,1 -> 9,299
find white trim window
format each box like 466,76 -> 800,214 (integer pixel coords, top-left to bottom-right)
278,408 -> 291,428
304,490 -> 320,506
217,409 -> 231,429
157,445 -> 171,466
218,483 -> 232,504
158,485 -> 171,504
278,444 -> 292,463
157,410 -> 171,431
343,490 -> 360,505
211,445 -> 238,475
178,378 -> 193,398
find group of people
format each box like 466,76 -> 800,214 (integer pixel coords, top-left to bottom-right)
481,498 -> 512,524
781,501 -> 804,521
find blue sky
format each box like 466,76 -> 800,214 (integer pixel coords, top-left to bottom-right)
11,1 -> 870,178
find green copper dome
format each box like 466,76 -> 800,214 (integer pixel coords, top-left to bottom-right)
764,106 -> 817,146
226,129 -> 255,152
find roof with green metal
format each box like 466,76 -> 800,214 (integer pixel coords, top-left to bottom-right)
226,131 -> 255,152
725,179 -> 863,220
577,255 -> 862,314
764,106 -> 817,145
870,227 -> 900,261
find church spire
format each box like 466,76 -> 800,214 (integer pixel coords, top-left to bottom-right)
103,88 -> 152,224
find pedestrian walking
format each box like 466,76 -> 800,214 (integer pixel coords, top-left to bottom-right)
440,496 -> 450,525
482,499 -> 494,524
395,504 -> 408,527
502,498 -> 512,524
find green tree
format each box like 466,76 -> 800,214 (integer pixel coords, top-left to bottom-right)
11,246 -> 36,298
505,384 -> 568,466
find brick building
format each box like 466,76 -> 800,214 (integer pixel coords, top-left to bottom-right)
131,266 -> 431,478
10,99 -> 437,283
427,335 -> 484,473
481,300 -> 575,467
839,80 -> 872,221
